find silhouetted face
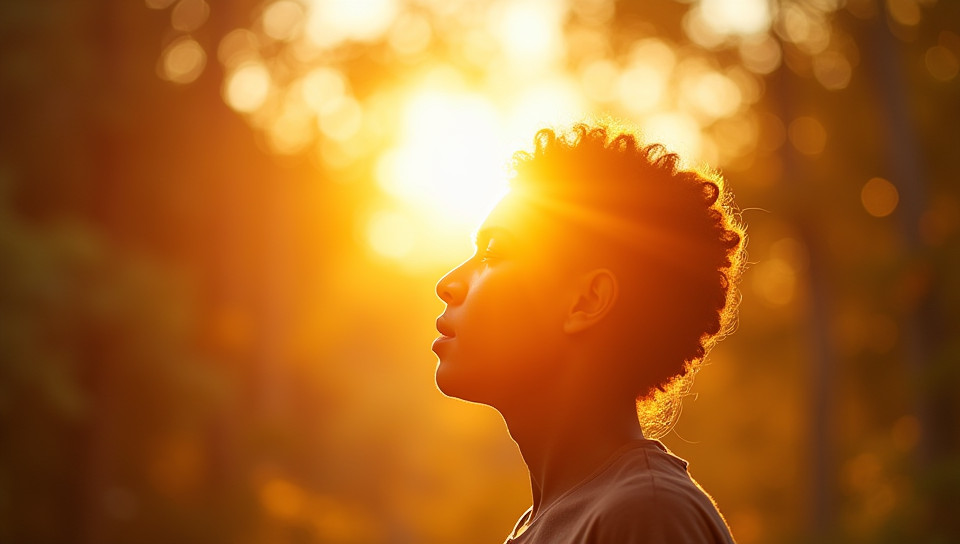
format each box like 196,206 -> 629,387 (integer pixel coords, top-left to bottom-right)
433,191 -> 575,408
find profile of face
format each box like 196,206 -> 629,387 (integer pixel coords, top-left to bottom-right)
432,191 -> 575,408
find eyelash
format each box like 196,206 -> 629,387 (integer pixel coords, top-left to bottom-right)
478,244 -> 499,263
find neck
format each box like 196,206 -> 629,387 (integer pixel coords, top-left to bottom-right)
498,382 -> 645,519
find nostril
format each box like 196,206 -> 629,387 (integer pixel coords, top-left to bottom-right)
436,261 -> 469,305
436,279 -> 451,303
437,282 -> 460,305
437,279 -> 465,305
436,272 -> 459,304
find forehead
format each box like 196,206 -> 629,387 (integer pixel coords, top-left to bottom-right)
476,190 -> 603,278
477,190 -> 558,244
479,188 -> 638,276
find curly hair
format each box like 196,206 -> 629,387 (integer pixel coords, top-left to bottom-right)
509,122 -> 746,438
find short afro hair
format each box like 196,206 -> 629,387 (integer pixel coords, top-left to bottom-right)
509,122 -> 746,438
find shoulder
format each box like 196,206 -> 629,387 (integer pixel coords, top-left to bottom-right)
593,485 -> 715,538
587,443 -> 735,543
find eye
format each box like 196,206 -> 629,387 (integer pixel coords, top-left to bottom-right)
479,239 -> 501,263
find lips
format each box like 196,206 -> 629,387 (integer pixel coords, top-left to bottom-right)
436,316 -> 456,338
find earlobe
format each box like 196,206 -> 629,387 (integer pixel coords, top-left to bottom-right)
563,269 -> 619,334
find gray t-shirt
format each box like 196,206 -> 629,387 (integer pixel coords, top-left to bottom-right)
504,439 -> 736,544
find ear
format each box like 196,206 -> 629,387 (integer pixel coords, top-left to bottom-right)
563,268 -> 619,335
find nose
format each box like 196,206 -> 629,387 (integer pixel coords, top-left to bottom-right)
436,263 -> 468,305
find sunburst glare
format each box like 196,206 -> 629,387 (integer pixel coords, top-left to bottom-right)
376,89 -> 510,226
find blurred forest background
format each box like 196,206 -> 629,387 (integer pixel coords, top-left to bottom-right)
1,0 -> 958,543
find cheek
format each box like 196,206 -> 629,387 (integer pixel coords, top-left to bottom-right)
462,273 -> 563,358
435,266 -> 570,403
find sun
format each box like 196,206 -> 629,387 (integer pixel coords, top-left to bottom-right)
376,89 -> 512,227
366,78 -> 587,265
366,87 -> 517,265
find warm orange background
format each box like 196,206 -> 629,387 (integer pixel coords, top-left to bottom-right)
1,0 -> 958,543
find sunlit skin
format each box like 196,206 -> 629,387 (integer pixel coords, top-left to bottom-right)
433,190 -> 649,527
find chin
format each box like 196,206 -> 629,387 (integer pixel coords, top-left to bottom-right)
434,361 -> 468,399
435,361 -> 492,405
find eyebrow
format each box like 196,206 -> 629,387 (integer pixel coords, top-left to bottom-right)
473,226 -> 515,246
